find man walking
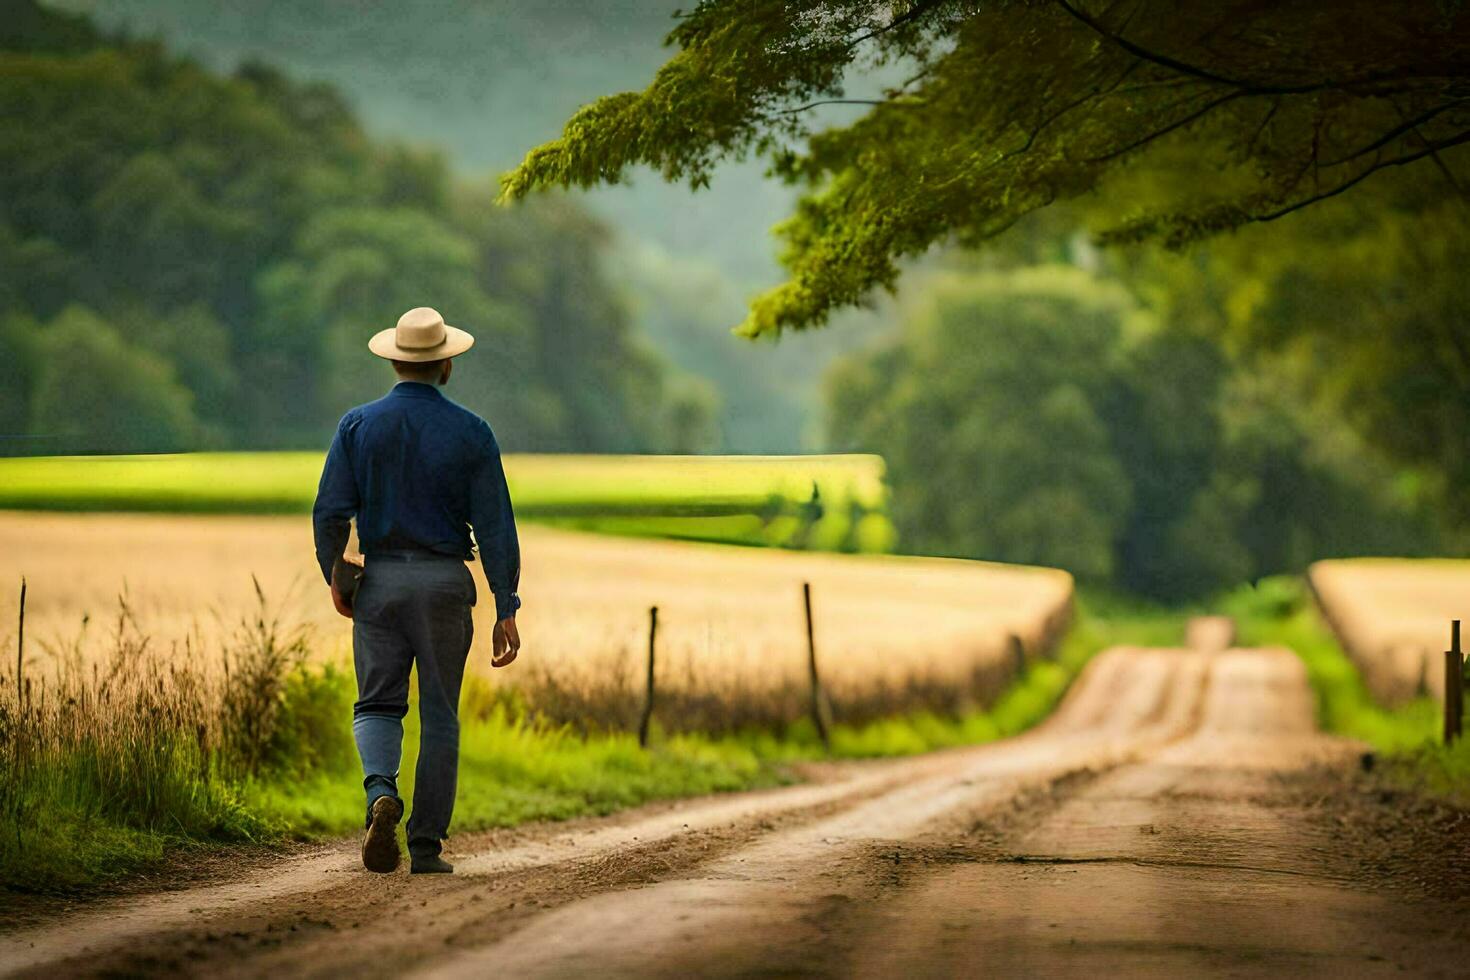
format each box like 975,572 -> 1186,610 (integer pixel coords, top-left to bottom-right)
313,306 -> 522,875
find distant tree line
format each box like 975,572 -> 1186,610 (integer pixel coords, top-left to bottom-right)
827,254 -> 1457,602
0,1 -> 716,455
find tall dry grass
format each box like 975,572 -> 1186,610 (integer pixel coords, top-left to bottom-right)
0,580 -> 353,892
484,528 -> 1073,733
0,514 -> 1074,737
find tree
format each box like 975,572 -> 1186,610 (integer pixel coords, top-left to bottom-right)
827,264 -> 1444,597
503,1 -> 1470,338
827,267 -> 1135,579
254,205 -> 528,440
29,306 -> 197,453
451,191 -> 716,453
1093,163 -> 1470,519
1,1 -> 715,455
0,313 -> 39,452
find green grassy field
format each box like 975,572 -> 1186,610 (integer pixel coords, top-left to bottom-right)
0,453 -> 895,552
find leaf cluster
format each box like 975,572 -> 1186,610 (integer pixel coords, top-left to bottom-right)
505,1 -> 1470,336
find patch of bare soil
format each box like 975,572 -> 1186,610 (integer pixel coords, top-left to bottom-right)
1297,767 -> 1470,902
5,646 -> 1469,979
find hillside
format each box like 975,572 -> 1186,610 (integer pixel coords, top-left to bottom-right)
51,0 -> 894,451
0,2 -> 712,454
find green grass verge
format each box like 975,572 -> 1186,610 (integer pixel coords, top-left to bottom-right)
4,593 -> 1177,895
1220,575 -> 1470,807
244,703 -> 783,839
1219,576 -> 1440,750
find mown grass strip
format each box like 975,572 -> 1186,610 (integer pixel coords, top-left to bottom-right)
0,453 -> 887,513
0,452 -> 897,551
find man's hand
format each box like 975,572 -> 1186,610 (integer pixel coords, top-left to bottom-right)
492,617 -> 520,668
329,581 -> 354,619
329,553 -> 364,620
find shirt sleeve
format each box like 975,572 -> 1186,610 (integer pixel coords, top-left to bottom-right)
312,415 -> 359,586
469,423 -> 521,619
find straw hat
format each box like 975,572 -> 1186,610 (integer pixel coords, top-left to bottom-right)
368,307 -> 475,361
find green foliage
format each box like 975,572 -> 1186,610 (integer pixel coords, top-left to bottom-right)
828,265 -> 1444,600
0,1 -> 713,455
506,1 -> 1470,339
1391,739 -> 1470,808
1117,177 -> 1470,522
29,306 -> 197,452
1221,577 -> 1439,751
830,267 -> 1133,579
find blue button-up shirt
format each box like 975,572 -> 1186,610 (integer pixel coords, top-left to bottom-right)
312,382 -> 521,620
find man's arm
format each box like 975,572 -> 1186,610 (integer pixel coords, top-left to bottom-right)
313,415 -> 359,587
469,423 -> 521,661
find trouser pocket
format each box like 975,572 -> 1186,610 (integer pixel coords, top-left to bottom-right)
462,564 -> 478,607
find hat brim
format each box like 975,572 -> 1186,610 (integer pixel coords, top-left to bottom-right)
368,324 -> 475,362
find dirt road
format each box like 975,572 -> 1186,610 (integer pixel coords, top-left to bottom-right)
4,643 -> 1468,978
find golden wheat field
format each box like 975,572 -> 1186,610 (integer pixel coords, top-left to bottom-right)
0,511 -> 1073,731
1309,558 -> 1470,705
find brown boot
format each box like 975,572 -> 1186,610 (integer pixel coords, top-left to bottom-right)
410,853 -> 454,874
361,795 -> 404,873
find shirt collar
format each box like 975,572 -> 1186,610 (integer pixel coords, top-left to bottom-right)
390,381 -> 445,400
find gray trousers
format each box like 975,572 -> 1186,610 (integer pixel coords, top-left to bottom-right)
351,555 -> 476,856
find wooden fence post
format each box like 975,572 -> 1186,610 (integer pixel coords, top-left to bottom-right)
638,606 -> 658,748
803,582 -> 832,751
1445,619 -> 1464,746
1008,633 -> 1026,681
15,577 -> 24,704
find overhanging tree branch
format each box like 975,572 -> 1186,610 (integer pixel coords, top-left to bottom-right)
507,0 -> 1470,339
1054,0 -> 1470,97
1053,0 -> 1273,91
771,98 -> 902,115
1251,128 -> 1470,222
849,0 -> 951,48
1320,98 -> 1469,167
1086,89 -> 1247,163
